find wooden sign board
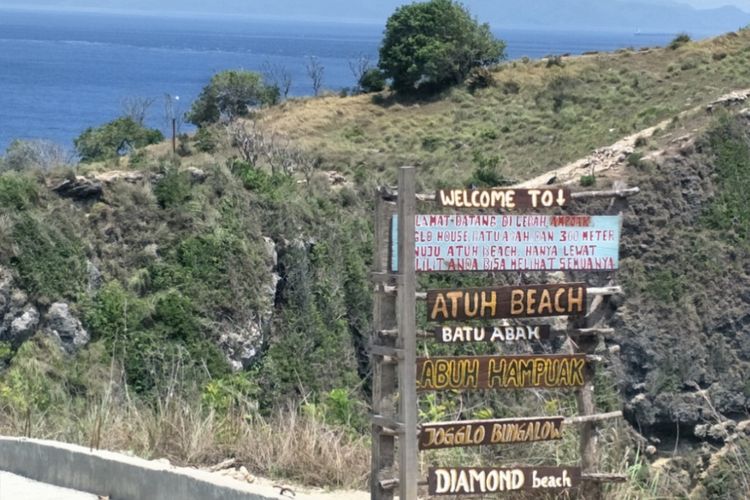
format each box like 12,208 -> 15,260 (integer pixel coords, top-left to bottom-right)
436,188 -> 570,210
434,325 -> 552,344
419,416 -> 564,450
390,214 -> 621,272
428,466 -> 582,496
427,283 -> 586,322
416,354 -> 586,391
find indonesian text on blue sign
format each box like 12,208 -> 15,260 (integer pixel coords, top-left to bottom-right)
391,214 -> 621,272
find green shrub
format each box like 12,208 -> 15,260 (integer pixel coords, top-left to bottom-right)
230,159 -> 293,201
645,269 -> 686,303
467,152 -> 511,187
74,117 -> 163,163
579,174 -> 596,187
702,115 -> 750,241
10,214 -> 86,301
466,66 -> 496,92
176,134 -> 191,157
85,282 -> 230,394
194,127 -> 218,153
0,173 -> 38,210
669,33 -> 691,50
546,55 -> 564,68
421,136 -> 443,151
202,372 -> 260,415
154,166 -> 192,208
627,152 -> 647,169
187,70 -> 279,125
358,68 -> 387,93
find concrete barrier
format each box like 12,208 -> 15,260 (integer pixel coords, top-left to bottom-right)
0,437 -> 280,500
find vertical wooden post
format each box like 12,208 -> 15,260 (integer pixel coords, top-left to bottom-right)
575,181 -> 630,500
371,193 -> 397,500
575,333 -> 601,500
397,167 -> 418,500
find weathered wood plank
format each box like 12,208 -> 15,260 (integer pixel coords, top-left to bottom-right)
397,166 -> 418,500
418,416 -> 564,450
416,354 -> 587,391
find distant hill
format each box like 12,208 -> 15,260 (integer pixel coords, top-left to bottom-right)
5,0 -> 750,32
483,0 -> 750,32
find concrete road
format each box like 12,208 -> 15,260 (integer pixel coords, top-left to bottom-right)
0,471 -> 98,500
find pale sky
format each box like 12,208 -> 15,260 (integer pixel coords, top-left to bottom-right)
3,0 -> 750,13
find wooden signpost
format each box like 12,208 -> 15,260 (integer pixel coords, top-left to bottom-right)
371,171 -> 634,500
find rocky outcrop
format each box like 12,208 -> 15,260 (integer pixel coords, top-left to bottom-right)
52,176 -> 103,201
217,237 -> 279,371
603,114 -> 750,446
45,302 -> 89,353
0,267 -> 39,347
218,322 -> 264,372
7,306 -> 39,346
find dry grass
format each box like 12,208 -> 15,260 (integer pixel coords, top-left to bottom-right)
0,360 -> 370,490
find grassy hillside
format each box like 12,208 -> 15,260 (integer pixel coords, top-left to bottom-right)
262,28 -> 750,189
1,29 -> 750,498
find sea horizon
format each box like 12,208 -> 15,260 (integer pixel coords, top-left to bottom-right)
0,7 -> 717,150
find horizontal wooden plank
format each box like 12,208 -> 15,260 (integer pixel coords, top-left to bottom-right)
564,411 -> 622,425
436,188 -> 570,210
581,472 -> 628,483
426,283 -> 586,322
419,416 -> 564,450
371,414 -> 405,433
570,187 -> 640,200
427,466 -> 581,495
369,345 -> 404,360
416,354 -> 586,391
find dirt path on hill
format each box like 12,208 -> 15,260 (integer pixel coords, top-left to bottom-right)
513,88 -> 750,189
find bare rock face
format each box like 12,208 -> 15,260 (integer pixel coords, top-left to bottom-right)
3,305 -> 40,347
52,176 -> 103,201
45,302 -> 90,353
218,322 -> 263,372
0,268 -> 40,347
86,260 -> 103,293
0,267 -> 12,321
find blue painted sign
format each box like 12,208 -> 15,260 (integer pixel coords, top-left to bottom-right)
391,215 -> 621,272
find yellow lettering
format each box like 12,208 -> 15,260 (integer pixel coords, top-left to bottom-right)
431,294 -> 448,321
510,290 -> 525,316
481,291 -> 497,318
568,286 -> 585,313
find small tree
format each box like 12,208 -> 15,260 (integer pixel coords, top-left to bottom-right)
348,54 -> 373,93
120,96 -> 155,126
262,60 -> 293,100
306,56 -> 325,96
74,117 -> 163,163
2,139 -> 75,171
378,0 -> 505,93
187,70 -> 279,126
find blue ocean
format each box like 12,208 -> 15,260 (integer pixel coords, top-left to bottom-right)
0,9 -> 697,150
